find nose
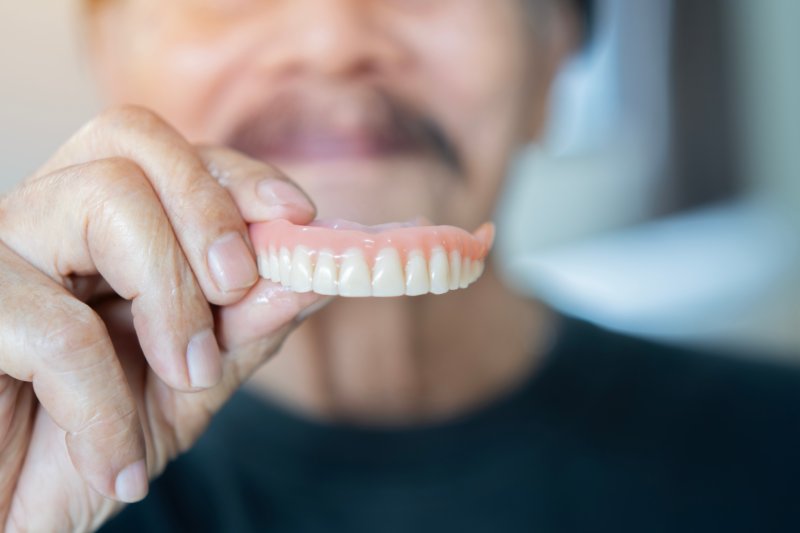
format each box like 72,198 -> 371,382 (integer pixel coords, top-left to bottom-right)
263,0 -> 405,79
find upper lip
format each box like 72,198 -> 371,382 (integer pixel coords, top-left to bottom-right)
227,85 -> 435,162
247,129 -> 415,160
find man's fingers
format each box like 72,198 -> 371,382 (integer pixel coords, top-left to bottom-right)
36,106 -> 258,303
215,280 -> 326,352
198,146 -> 316,224
0,244 -> 147,502
0,159 -> 220,392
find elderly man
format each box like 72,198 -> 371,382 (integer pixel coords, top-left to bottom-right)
0,0 -> 798,532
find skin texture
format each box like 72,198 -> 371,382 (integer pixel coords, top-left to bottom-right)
0,0 -> 578,531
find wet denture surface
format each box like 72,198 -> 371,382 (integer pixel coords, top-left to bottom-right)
249,219 -> 495,297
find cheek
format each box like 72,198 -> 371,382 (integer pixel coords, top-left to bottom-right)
393,5 -> 534,221
114,9 -> 259,144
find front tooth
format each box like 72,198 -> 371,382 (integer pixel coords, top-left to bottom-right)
449,250 -> 462,291
279,247 -> 292,286
257,252 -> 270,279
269,246 -> 280,283
429,247 -> 450,295
338,248 -> 372,297
459,257 -> 472,288
290,246 -> 313,292
313,249 -> 338,295
372,248 -> 405,297
405,250 -> 430,296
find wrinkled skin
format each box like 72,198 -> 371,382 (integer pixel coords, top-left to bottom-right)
0,108 -> 321,531
0,0 -> 578,531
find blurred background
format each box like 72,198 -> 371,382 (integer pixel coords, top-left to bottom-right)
1,0 -> 798,356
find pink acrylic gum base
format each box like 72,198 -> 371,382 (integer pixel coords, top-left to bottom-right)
249,219 -> 495,265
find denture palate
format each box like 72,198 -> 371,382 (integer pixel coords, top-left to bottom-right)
249,219 -> 495,297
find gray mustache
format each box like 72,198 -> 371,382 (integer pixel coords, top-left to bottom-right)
225,87 -> 461,171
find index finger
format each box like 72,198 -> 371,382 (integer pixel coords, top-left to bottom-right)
198,145 -> 316,225
37,106 -> 259,303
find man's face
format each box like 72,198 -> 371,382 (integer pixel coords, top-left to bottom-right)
92,0 -> 571,229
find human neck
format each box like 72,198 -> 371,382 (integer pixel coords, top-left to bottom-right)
247,265 -> 554,426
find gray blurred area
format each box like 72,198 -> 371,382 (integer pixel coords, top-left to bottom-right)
1,0 -> 798,354
497,0 -> 800,356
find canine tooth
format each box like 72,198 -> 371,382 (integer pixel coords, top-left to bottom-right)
372,248 -> 405,297
257,252 -> 270,279
429,247 -> 450,295
269,246 -> 280,283
279,247 -> 292,286
459,257 -> 472,288
405,250 -> 430,296
338,248 -> 372,297
290,246 -> 313,292
449,250 -> 462,291
312,249 -> 338,295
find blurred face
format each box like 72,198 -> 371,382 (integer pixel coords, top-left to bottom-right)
91,0 -> 573,229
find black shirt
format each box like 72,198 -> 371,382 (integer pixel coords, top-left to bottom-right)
103,316 -> 800,532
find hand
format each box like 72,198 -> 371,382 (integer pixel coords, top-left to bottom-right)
0,106 -> 322,532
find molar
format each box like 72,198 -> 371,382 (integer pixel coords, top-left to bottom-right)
459,257 -> 472,289
449,250 -> 462,291
279,247 -> 292,286
257,252 -> 270,280
372,248 -> 406,297
268,245 -> 281,283
471,259 -> 484,284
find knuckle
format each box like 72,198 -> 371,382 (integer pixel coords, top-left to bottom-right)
181,175 -> 240,227
91,157 -> 146,183
82,158 -> 152,207
40,297 -> 111,365
93,104 -> 166,133
76,393 -> 138,437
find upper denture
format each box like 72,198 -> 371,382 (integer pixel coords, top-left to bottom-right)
250,219 -> 494,297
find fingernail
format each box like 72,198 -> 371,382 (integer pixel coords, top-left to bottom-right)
115,459 -> 148,503
208,232 -> 258,292
257,180 -> 315,215
186,328 -> 222,389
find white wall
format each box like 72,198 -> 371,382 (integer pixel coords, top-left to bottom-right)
0,2 -> 99,190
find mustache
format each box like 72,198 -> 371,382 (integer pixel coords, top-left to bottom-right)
225,86 -> 461,171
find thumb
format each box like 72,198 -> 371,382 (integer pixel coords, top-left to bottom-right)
215,279 -> 330,353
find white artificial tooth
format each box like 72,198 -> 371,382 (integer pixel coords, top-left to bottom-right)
290,246 -> 313,293
312,249 -> 338,295
428,247 -> 450,295
471,259 -> 485,283
405,250 -> 430,296
279,247 -> 292,287
459,257 -> 472,288
338,248 -> 372,297
257,252 -> 270,279
372,248 -> 405,297
269,246 -> 280,283
449,250 -> 462,291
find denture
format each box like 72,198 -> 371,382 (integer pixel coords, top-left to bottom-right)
249,219 -> 494,297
